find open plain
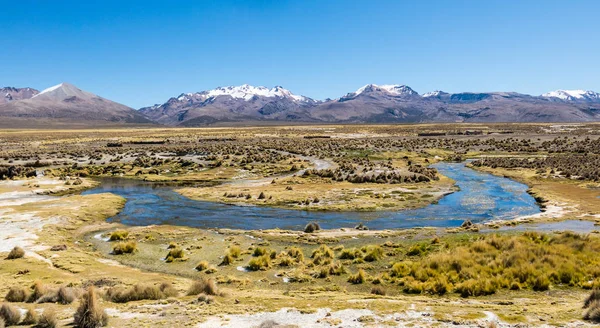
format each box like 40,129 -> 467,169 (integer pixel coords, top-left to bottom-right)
1,123 -> 600,327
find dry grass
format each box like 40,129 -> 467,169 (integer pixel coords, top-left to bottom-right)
6,246 -> 24,260
106,282 -> 178,303
37,308 -> 58,328
247,255 -> 271,271
21,306 -> 38,325
348,269 -> 367,284
109,230 -> 129,241
195,260 -> 210,271
5,286 -> 30,302
0,303 -> 21,326
187,279 -> 219,296
74,287 -> 108,328
112,241 -> 137,255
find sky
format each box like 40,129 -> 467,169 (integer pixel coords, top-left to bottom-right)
1,0 -> 599,108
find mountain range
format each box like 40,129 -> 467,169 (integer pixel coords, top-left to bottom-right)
1,82 -> 600,127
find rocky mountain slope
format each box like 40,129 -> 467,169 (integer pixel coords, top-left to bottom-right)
142,84 -> 600,126
1,87 -> 39,104
0,82 -> 152,127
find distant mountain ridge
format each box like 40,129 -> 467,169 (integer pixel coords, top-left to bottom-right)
1,87 -> 39,104
0,82 -> 152,127
2,82 -> 600,127
141,84 -> 600,126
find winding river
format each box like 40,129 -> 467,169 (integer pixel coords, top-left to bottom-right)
82,162 -> 541,231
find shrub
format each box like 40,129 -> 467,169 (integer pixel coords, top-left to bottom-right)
29,281 -> 47,303
187,279 -> 219,296
247,255 -> 270,271
278,256 -> 294,267
37,286 -> 76,304
37,308 -> 58,328
533,275 -> 550,291
585,290 -> 600,309
167,242 -> 177,249
363,246 -> 384,262
74,287 -> 108,328
7,246 -> 25,260
107,283 -> 177,303
311,245 -> 334,259
327,262 -> 347,276
455,279 -> 497,297
112,241 -> 137,255
252,247 -> 268,257
0,303 -> 21,326
108,230 -> 129,241
371,286 -> 386,296
165,247 -> 185,262
5,286 -> 30,302
304,222 -> 321,233
286,247 -> 304,262
197,293 -> 215,304
21,306 -> 38,325
427,276 -> 451,295
339,248 -> 362,260
228,246 -> 241,258
407,243 -> 428,256
348,269 -> 367,284
196,260 -> 210,271
585,300 -> 600,322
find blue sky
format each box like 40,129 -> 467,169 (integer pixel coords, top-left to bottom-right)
1,0 -> 599,108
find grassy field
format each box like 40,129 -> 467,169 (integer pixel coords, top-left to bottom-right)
1,124 -> 600,326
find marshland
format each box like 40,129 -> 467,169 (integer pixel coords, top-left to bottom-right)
1,123 -> 600,327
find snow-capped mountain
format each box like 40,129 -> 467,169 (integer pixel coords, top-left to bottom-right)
0,82 -> 151,126
542,90 -> 600,102
1,87 -> 38,104
340,84 -> 419,101
140,84 -> 318,126
139,83 -> 600,126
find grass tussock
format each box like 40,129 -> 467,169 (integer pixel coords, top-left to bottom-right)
196,260 -> 210,271
74,287 -> 108,328
165,247 -> 185,262
29,282 -> 47,303
348,269 -> 367,284
584,290 -> 600,323
21,306 -> 38,325
6,246 -> 25,260
37,308 -> 58,328
370,286 -> 386,296
228,245 -> 241,258
112,241 -> 137,255
304,222 -> 321,233
5,286 -> 30,302
388,232 -> 600,297
247,255 -> 271,271
36,286 -> 77,304
109,230 -> 129,241
0,303 -> 21,326
187,279 -> 219,296
106,283 -> 178,303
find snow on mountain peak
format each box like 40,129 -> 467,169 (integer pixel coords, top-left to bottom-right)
542,89 -> 600,101
354,84 -> 418,96
423,90 -> 446,98
188,84 -> 308,102
33,83 -> 65,98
